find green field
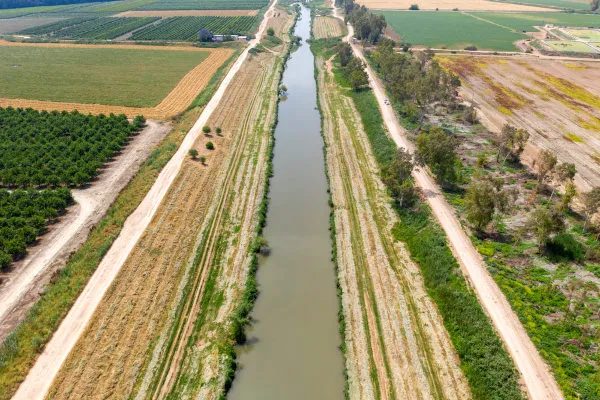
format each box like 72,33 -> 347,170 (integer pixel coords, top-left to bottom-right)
495,0 -> 592,10
381,11 -> 524,50
383,11 -> 600,51
545,39 -> 598,52
565,28 -> 600,40
138,0 -> 269,10
19,16 -> 158,38
0,46 -> 208,106
131,16 -> 257,41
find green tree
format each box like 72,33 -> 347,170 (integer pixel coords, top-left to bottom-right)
382,148 -> 417,208
583,187 -> 600,231
497,124 -> 529,163
267,27 -> 275,36
465,176 -> 511,233
336,42 -> 353,67
189,149 -> 198,159
534,149 -> 557,191
206,141 -> 215,150
202,126 -> 211,134
528,205 -> 565,248
415,127 -> 460,185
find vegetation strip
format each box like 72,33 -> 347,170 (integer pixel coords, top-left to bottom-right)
0,57 -> 234,400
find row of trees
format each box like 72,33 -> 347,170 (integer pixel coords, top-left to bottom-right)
336,43 -> 369,90
0,188 -> 72,270
0,0 -> 108,8
370,40 -> 460,122
0,108 -> 145,188
336,0 -> 386,44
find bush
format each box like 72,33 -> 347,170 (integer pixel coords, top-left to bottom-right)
206,141 -> 215,150
464,45 -> 478,51
267,27 -> 274,36
547,232 -> 585,262
409,4 -> 419,10
188,149 -> 198,159
202,125 -> 211,134
216,127 -> 222,135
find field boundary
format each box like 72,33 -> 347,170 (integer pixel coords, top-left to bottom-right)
0,40 -> 234,119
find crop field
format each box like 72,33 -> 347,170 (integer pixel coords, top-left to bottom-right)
45,10 -> 292,399
544,40 -> 598,52
117,9 -> 259,16
0,16 -> 65,34
315,52 -> 472,399
20,16 -> 158,38
0,41 -> 233,118
439,55 -> 600,191
131,16 -> 257,41
493,0 -> 592,10
138,0 -> 269,10
313,16 -> 345,39
382,10 -> 600,50
358,0 -> 554,11
565,28 -> 600,41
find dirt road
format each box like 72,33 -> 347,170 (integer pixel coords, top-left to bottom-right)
12,2 -> 278,399
0,121 -> 169,342
317,55 -> 470,399
333,7 -> 563,400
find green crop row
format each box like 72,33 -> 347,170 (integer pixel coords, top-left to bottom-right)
131,16 -> 257,41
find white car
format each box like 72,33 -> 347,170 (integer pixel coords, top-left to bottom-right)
384,99 -> 390,105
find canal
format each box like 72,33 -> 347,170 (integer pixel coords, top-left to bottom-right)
228,4 -> 345,399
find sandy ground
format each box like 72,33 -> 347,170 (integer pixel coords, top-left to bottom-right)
313,16 -> 345,39
333,6 -> 563,400
117,9 -> 259,16
318,55 -> 470,399
0,121 -> 170,343
11,2 -> 279,399
0,41 -> 233,120
357,0 -> 554,11
440,55 -> 600,192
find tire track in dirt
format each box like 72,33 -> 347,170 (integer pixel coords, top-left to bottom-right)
317,56 -> 470,400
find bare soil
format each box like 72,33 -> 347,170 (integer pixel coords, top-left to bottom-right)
0,40 -> 233,120
117,9 -> 259,16
357,0 -> 554,11
0,121 -> 170,343
317,55 -> 470,399
440,55 -> 600,192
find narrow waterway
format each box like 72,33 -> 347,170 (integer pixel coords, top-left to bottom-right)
228,5 -> 344,399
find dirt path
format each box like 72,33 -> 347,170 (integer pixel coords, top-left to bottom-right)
317,55 -> 470,399
333,7 -> 563,400
11,2 -> 279,399
0,120 -> 170,343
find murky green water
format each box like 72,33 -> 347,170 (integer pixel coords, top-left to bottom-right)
228,5 -> 344,400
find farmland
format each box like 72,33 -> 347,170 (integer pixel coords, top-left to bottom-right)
494,0 -> 593,10
357,0 -> 555,11
313,15 -> 345,39
138,0 -> 269,10
42,8 -> 291,400
19,16 -> 159,39
131,16 -> 257,41
382,10 -> 600,50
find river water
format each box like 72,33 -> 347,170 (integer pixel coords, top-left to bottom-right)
228,5 -> 344,400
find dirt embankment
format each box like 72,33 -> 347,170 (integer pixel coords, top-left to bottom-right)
317,56 -> 470,399
0,121 -> 170,343
0,40 -> 233,120
43,9 -> 290,400
440,55 -> 600,192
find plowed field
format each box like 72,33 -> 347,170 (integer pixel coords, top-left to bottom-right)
313,16 -> 345,39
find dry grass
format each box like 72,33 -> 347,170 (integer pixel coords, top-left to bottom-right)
356,0 -> 554,11
0,40 -> 233,119
313,16 -> 345,39
440,54 -> 600,191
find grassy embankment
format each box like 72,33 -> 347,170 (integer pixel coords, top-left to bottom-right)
0,49 -> 238,400
311,37 -> 524,400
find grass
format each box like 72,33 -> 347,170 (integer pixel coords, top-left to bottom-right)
545,40 -> 598,52
0,46 -> 209,107
381,11 -> 524,50
382,10 -> 600,51
0,58 -> 233,400
493,0 -> 592,10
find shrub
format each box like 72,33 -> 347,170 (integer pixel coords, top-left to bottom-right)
206,141 -> 215,150
188,149 -> 198,159
202,125 -> 211,134
267,27 -> 274,36
464,45 -> 478,51
216,127 -> 222,135
409,4 -> 419,10
547,232 -> 585,262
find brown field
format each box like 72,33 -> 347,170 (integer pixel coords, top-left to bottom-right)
0,40 -> 233,119
116,9 -> 259,17
313,16 -> 345,39
317,56 -> 470,399
440,55 -> 600,191
357,0 -> 553,11
46,9 -> 291,400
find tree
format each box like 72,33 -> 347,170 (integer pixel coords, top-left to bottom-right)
534,149 -> 557,191
382,148 -> 417,208
216,127 -> 222,136
348,62 -> 368,90
408,4 -> 419,10
582,187 -> 600,231
528,205 -> 565,248
198,28 -> 213,42
199,156 -> 207,165
465,175 -> 511,232
497,124 -> 529,163
415,127 -> 460,185
189,149 -> 198,159
552,162 -> 576,199
337,42 -> 353,67
559,181 -> 576,213
202,126 -> 211,134
206,141 -> 215,150
267,27 -> 275,36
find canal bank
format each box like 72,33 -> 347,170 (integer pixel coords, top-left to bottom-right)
228,4 -> 345,399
